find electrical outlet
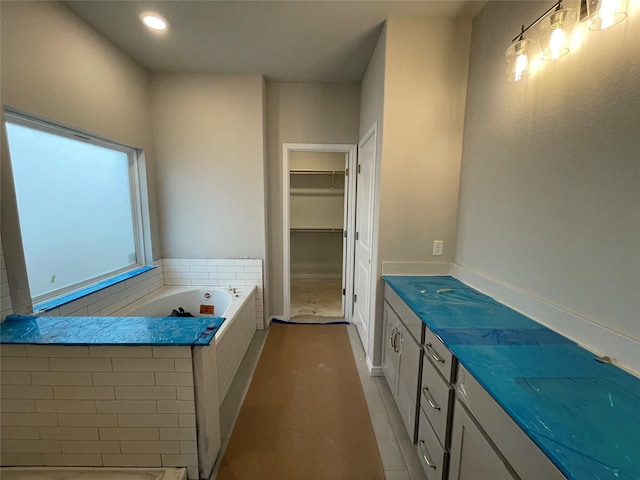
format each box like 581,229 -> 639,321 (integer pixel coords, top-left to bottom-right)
433,240 -> 444,256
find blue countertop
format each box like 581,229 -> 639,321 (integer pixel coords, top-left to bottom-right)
0,314 -> 226,346
383,275 -> 640,480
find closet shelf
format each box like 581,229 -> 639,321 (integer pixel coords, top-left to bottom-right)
290,227 -> 344,233
290,188 -> 344,196
289,169 -> 345,175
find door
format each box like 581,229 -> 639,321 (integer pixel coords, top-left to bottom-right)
449,401 -> 516,480
282,144 -> 357,322
352,128 -> 376,351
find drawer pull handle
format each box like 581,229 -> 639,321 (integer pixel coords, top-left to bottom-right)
425,343 -> 445,363
422,387 -> 441,410
419,440 -> 437,469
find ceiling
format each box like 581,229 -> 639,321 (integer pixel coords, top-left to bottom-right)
61,1 -> 487,83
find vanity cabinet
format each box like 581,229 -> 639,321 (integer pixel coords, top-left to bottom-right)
449,365 -> 566,480
416,322 -> 456,480
382,285 -> 423,443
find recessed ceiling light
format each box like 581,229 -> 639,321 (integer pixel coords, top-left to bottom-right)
139,12 -> 169,31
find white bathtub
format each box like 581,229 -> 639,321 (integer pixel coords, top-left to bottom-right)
112,286 -> 254,343
110,285 -> 257,479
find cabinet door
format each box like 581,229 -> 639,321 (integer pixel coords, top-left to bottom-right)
397,322 -> 420,442
381,302 -> 399,394
449,401 -> 516,480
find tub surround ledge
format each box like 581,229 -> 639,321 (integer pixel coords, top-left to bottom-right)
0,314 -> 224,346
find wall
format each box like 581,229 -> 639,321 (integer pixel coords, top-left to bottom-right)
0,0 -> 159,254
0,1 -> 160,317
454,2 -> 640,373
150,74 -> 266,261
358,26 -> 386,360
363,18 -> 471,365
266,83 -> 361,316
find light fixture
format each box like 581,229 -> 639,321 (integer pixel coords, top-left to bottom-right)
586,0 -> 629,30
540,3 -> 577,61
139,12 -> 169,31
506,27 -> 535,82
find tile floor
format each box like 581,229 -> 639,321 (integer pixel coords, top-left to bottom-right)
290,278 -> 343,319
213,325 -> 425,480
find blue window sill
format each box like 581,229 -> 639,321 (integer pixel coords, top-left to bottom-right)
34,265 -> 156,313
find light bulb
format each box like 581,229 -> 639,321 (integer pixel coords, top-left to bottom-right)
549,27 -> 566,60
506,38 -> 535,81
514,52 -> 529,81
600,0 -> 621,29
539,9 -> 576,61
587,0 -> 628,30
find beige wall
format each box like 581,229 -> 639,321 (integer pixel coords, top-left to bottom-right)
455,2 -> 640,364
358,26 -> 387,361
266,83 -> 361,316
150,74 -> 266,260
364,18 -> 471,365
0,1 -> 159,313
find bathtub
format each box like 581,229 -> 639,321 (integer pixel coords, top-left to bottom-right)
111,285 -> 257,479
0,467 -> 186,480
112,285 -> 257,401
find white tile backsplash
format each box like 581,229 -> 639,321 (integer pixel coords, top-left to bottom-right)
161,258 -> 264,328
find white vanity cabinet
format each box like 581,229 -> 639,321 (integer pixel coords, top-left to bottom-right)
382,285 -> 424,443
416,322 -> 456,480
449,365 -> 566,480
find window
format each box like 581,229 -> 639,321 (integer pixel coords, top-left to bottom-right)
3,110 -> 151,307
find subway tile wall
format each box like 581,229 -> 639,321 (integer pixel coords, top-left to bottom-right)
1,236 -> 12,321
0,344 -> 200,479
1,257 -> 264,328
161,259 -> 264,329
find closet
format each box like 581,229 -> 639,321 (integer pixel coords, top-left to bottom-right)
289,151 -> 347,319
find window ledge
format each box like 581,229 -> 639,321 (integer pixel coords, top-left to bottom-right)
34,265 -> 156,313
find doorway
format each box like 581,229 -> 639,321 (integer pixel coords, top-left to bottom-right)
282,143 -> 357,322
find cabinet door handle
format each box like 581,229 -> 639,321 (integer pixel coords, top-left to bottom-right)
425,343 -> 445,363
390,328 -> 396,349
422,386 -> 441,410
418,440 -> 437,469
394,331 -> 402,353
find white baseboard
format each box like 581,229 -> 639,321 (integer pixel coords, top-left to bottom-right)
452,263 -> 640,377
366,357 -> 384,377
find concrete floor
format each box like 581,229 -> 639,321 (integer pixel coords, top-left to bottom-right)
214,325 -> 426,480
290,278 -> 343,319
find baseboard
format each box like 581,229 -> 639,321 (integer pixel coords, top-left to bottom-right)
291,274 -> 342,279
451,263 -> 640,376
366,357 -> 384,377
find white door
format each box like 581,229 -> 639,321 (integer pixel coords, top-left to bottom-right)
353,128 -> 376,352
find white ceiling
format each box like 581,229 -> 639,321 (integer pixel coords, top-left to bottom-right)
61,1 -> 487,82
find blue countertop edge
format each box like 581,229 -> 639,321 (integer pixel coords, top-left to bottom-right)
34,265 -> 156,313
383,275 -> 640,480
0,314 -> 226,346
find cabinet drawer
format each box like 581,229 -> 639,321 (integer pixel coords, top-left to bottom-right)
421,352 -> 453,447
417,406 -> 448,480
424,327 -> 456,382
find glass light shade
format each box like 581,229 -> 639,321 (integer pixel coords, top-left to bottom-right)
506,38 -> 535,81
540,9 -> 577,61
587,0 -> 628,30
